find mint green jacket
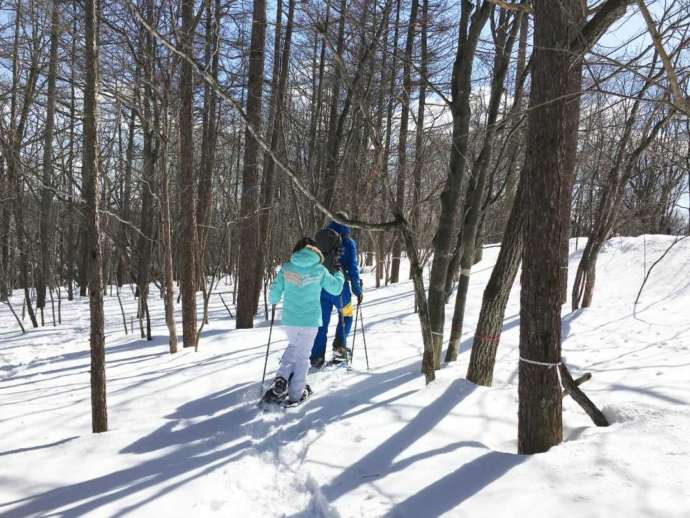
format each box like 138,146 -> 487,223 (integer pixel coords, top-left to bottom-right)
269,248 -> 344,327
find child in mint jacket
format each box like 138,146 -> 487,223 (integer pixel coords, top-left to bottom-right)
264,237 -> 344,405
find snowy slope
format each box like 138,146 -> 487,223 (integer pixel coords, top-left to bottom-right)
1,235 -> 689,518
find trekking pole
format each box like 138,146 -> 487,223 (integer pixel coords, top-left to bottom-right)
359,304 -> 370,370
350,302 -> 361,365
260,305 -> 276,397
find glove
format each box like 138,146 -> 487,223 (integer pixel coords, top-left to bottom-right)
324,252 -> 341,274
356,279 -> 363,305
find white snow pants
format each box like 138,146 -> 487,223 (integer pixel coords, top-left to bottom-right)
276,326 -> 318,401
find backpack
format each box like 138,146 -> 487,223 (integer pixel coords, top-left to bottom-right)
314,228 -> 342,273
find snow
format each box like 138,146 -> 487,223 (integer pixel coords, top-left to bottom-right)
1,235 -> 689,517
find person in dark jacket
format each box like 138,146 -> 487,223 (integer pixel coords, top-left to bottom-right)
310,214 -> 363,367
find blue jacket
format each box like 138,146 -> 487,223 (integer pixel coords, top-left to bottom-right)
269,247 -> 344,327
327,221 -> 362,299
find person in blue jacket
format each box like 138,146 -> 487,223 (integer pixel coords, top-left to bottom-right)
264,237 -> 344,405
310,214 -> 364,368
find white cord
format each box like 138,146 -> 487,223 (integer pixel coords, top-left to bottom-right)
520,357 -> 563,388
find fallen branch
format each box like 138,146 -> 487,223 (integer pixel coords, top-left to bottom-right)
559,363 -> 609,427
2,299 -> 26,334
562,372 -> 592,397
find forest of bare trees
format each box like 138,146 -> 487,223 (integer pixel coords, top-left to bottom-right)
1,0 -> 688,453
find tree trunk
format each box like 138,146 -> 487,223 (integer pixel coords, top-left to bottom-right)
236,0 -> 267,328
411,0 -> 428,240
390,0 -> 418,284
196,0 -> 221,254
427,1 -> 491,368
66,11 -> 78,301
256,0 -> 295,303
466,175 -> 526,385
179,0 -> 198,345
559,23 -> 585,306
319,0 -> 348,213
518,0 -> 578,454
160,122 -> 178,354
446,8 -> 520,362
37,0 -> 60,316
137,5 -> 157,341
84,0 -> 107,433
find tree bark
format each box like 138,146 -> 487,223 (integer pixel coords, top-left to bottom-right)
137,2 -> 157,341
446,8 -> 521,362
427,1 -> 491,368
518,0 -> 577,454
236,0 -> 267,328
466,175 -> 526,385
255,0 -> 295,303
84,0 -> 107,433
37,0 -> 60,316
196,0 -> 221,253
390,0 -> 418,284
411,0 -> 428,239
179,0 -> 199,345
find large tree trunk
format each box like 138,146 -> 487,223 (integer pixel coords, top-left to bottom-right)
255,0 -> 295,303
518,0 -> 578,454
84,0 -> 107,433
179,0 -> 199,345
236,0 -> 267,328
319,0 -> 348,213
427,1 -> 491,369
389,0 -> 418,284
445,8 -> 521,362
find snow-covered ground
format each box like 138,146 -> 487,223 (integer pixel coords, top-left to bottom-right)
1,235 -> 689,518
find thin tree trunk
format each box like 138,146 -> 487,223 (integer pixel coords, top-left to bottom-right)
84,0 -> 107,433
427,1 -> 491,368
466,175 -> 526,385
37,0 -> 60,316
446,8 -> 520,362
179,0 -> 198,346
137,4 -> 157,341
197,0 -> 221,253
390,0 -> 418,284
411,0 -> 428,241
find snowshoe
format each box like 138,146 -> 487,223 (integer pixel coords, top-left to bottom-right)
331,345 -> 352,365
282,385 -> 313,408
259,376 -> 288,406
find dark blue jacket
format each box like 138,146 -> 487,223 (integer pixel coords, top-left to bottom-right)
327,220 -> 362,299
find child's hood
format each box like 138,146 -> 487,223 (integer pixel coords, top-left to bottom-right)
289,247 -> 322,268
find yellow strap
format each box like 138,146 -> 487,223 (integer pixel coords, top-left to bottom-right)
342,303 -> 353,317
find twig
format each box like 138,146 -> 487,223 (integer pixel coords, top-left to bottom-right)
634,235 -> 689,306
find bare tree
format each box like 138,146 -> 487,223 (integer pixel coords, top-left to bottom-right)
84,0 -> 108,433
